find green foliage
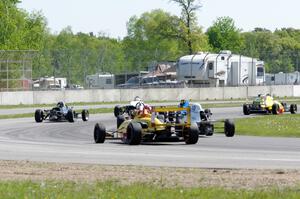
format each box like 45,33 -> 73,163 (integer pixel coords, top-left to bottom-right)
0,1 -> 47,50
206,16 -> 242,53
123,9 -> 186,70
170,0 -> 209,54
241,28 -> 300,73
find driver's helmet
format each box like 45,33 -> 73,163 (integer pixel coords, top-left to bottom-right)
179,99 -> 189,107
134,96 -> 141,101
57,101 -> 65,108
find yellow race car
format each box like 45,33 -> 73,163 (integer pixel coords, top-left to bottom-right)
94,106 -> 200,145
243,94 -> 297,115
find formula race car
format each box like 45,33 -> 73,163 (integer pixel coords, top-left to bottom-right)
243,94 -> 297,115
94,105 -> 200,145
34,101 -> 89,123
94,101 -> 235,145
113,96 -> 143,118
176,100 -> 235,137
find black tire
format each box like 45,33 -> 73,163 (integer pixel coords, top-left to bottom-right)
35,109 -> 44,123
243,104 -> 250,115
66,110 -> 74,122
184,124 -> 199,144
272,104 -> 279,115
205,124 -> 214,136
224,119 -> 235,137
290,104 -> 297,114
114,105 -> 122,117
124,122 -> 142,145
94,123 -> 106,143
81,109 -> 89,121
117,115 -> 125,128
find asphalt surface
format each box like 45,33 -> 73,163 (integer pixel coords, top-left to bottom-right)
0,107 -> 299,169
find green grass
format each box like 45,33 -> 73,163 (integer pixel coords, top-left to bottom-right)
235,114 -> 300,137
0,181 -> 299,199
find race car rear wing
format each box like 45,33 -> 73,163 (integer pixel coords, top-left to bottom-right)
151,106 -> 191,127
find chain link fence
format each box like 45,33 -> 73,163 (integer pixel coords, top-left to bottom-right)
0,49 -> 299,91
0,50 -> 36,91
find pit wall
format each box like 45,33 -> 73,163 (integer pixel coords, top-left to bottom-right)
0,85 -> 299,105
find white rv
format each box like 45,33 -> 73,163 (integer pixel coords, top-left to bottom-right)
177,51 -> 265,86
86,73 -> 115,89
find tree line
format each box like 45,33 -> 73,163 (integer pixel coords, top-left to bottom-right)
1,0 -> 299,85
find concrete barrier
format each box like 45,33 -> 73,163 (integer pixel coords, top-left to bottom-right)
33,91 -> 64,104
0,85 -> 299,105
2,91 -> 33,105
270,85 -> 293,97
223,87 -> 247,99
199,87 -> 224,100
247,86 -> 271,98
293,85 -> 300,97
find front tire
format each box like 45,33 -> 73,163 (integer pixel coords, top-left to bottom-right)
94,123 -> 106,143
35,109 -> 44,123
123,122 -> 142,145
224,119 -> 235,137
184,124 -> 199,144
82,109 -> 89,121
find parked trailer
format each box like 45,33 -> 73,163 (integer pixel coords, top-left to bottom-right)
177,51 -> 265,87
265,72 -> 300,85
86,73 -> 115,89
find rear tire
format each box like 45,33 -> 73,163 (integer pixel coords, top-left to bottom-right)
94,123 -> 106,143
81,109 -> 89,121
290,104 -> 297,114
66,110 -> 74,122
224,119 -> 235,137
243,104 -> 250,115
272,104 -> 279,115
35,109 -> 44,123
124,122 -> 142,145
184,124 -> 199,144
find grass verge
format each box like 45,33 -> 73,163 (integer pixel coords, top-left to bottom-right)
0,181 -> 299,199
235,114 -> 300,137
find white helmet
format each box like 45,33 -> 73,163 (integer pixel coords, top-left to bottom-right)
134,96 -> 141,101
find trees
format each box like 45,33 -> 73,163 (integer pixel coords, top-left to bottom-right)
123,8 -> 209,71
123,9 -> 187,71
170,0 -> 206,54
241,29 -> 300,73
206,16 -> 242,53
0,0 -> 47,50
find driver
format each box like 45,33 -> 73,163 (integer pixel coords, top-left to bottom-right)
179,99 -> 190,115
131,96 -> 151,116
57,101 -> 68,114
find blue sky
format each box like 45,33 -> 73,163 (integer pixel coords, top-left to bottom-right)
19,0 -> 300,38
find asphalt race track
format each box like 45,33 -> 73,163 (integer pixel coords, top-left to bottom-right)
0,107 -> 299,169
